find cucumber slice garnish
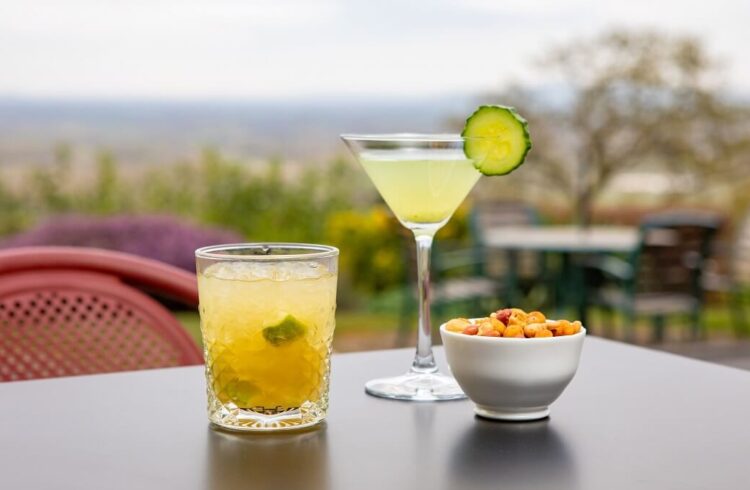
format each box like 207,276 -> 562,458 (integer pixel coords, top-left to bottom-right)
461,105 -> 531,176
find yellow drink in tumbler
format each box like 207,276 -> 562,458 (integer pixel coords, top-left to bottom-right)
198,259 -> 337,430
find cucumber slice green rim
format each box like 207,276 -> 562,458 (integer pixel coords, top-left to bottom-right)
461,105 -> 532,176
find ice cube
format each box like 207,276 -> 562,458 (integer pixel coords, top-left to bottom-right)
203,261 -> 329,281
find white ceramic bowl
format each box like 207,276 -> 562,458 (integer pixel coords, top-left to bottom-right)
440,321 -> 585,421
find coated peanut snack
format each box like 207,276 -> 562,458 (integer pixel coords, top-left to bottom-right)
444,308 -> 582,338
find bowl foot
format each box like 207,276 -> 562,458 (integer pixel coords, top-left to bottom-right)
474,405 -> 550,421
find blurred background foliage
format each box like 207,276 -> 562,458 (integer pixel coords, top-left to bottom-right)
1,28 -> 749,347
459,30 -> 750,226
1,145 -> 474,304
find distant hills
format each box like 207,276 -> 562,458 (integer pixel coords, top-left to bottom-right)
0,96 -> 480,166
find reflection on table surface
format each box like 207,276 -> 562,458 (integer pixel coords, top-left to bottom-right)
448,417 -> 578,490
206,424 -> 329,490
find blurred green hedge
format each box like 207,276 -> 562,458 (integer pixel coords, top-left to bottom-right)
0,148 -> 471,300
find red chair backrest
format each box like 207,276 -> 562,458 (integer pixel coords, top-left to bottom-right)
0,247 -> 203,381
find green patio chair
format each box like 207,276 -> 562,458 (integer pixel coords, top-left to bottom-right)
431,241 -> 505,318
469,200 -> 546,306
702,210 -> 750,336
585,211 -> 722,342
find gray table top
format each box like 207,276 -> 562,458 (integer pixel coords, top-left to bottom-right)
483,225 -> 639,253
1,338 -> 748,490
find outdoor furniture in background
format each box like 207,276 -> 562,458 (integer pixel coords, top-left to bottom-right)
703,209 -> 750,335
471,201 -> 546,304
482,225 -> 641,326
0,215 -> 243,272
397,235 -> 503,346
397,201 -> 542,344
585,211 -> 721,342
0,247 -> 203,381
483,226 -> 640,253
431,244 -> 504,317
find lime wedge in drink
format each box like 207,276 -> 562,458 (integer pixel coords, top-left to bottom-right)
263,315 -> 308,346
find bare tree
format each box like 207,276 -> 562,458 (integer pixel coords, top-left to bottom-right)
475,29 -> 750,225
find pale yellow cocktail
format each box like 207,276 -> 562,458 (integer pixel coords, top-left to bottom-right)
360,150 -> 481,227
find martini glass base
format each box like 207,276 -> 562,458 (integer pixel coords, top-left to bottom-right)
364,371 -> 467,401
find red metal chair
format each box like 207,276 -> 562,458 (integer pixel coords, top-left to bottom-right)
0,247 -> 204,381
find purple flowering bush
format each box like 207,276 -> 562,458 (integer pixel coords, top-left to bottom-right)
0,215 -> 244,272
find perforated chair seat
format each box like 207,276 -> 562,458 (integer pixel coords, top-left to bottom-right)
0,247 -> 204,381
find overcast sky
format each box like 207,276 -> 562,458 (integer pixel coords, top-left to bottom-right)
1,0 -> 749,99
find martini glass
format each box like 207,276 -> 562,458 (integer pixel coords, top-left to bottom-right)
341,133 -> 486,401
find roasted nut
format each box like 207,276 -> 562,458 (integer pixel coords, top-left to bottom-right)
477,319 -> 496,336
562,320 -> 579,336
503,324 -> 525,338
507,317 -> 525,329
554,320 -> 571,336
462,325 -> 479,335
546,321 -> 562,336
566,321 -> 582,335
510,308 -> 528,323
489,316 -> 505,335
526,311 -> 546,324
495,308 -> 512,325
535,328 -> 553,338
523,322 -> 546,338
479,328 -> 501,337
445,318 -> 471,333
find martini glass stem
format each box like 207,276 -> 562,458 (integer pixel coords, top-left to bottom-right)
412,232 -> 438,374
